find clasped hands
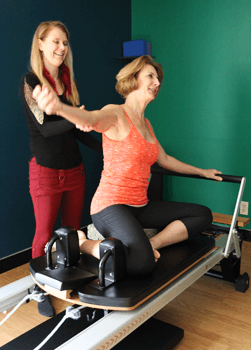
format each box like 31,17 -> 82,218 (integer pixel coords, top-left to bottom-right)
33,84 -> 93,132
33,85 -> 62,116
76,105 -> 94,132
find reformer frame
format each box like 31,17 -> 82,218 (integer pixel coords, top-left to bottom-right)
52,170 -> 247,349
0,170 -> 248,349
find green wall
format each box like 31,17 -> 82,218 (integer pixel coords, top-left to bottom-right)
132,0 -> 251,227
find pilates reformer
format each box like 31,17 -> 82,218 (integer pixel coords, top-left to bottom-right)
0,169 -> 250,350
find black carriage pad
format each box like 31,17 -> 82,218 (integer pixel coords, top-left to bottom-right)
29,253 -> 98,291
78,233 -> 215,309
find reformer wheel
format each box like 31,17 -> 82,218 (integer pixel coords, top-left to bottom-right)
236,272 -> 250,293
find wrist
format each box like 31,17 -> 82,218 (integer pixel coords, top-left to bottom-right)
198,169 -> 207,177
56,101 -> 64,116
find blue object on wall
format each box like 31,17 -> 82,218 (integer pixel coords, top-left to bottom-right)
123,39 -> 151,57
147,42 -> 151,56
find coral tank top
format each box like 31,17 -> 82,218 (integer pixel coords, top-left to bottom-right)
91,108 -> 159,215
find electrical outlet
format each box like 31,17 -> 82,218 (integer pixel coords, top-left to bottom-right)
240,201 -> 249,215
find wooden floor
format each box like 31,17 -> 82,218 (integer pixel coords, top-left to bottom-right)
0,241 -> 251,349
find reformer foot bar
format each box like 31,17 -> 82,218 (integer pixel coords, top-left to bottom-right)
1,172 -> 249,350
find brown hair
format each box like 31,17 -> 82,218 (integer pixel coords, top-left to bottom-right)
30,21 -> 79,106
115,55 -> 163,98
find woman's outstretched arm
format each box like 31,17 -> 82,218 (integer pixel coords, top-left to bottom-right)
157,142 -> 222,181
33,84 -> 118,133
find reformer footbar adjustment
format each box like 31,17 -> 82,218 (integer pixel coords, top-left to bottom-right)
98,238 -> 126,289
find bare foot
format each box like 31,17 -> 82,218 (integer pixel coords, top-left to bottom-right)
77,230 -> 88,252
77,230 -> 101,259
153,249 -> 160,262
149,239 -> 161,262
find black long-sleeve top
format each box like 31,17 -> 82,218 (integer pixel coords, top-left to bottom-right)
20,72 -> 102,169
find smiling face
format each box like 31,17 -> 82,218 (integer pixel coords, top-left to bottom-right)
136,64 -> 160,102
38,26 -> 68,70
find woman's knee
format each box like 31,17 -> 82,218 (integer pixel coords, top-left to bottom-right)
200,205 -> 213,227
184,204 -> 213,237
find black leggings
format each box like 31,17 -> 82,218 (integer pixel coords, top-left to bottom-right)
91,201 -> 212,275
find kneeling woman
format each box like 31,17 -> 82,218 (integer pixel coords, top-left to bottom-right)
33,56 -> 222,275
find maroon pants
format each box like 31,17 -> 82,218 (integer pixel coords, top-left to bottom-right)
29,158 -> 85,258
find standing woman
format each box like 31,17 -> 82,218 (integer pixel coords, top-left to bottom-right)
20,21 -> 102,316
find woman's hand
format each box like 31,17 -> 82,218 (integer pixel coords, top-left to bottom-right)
76,124 -> 94,132
201,169 -> 223,181
33,85 -> 62,115
75,105 -> 94,131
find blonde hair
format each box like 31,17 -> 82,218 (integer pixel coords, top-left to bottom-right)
115,55 -> 164,98
30,21 -> 79,106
